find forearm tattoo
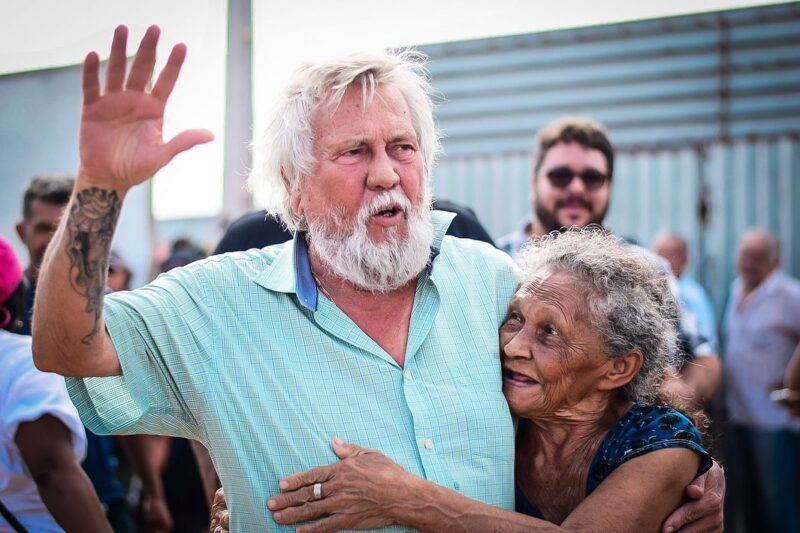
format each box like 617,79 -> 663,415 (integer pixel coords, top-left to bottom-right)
65,187 -> 121,344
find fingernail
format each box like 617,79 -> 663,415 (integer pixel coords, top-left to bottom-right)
274,511 -> 282,522
333,436 -> 343,445
665,527 -> 674,533
267,498 -> 276,509
279,480 -> 288,490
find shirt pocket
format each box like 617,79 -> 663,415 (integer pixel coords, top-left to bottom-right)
449,363 -> 514,463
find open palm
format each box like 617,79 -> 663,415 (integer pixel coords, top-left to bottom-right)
79,25 -> 213,190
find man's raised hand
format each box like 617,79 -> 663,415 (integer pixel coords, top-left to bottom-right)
79,25 -> 213,192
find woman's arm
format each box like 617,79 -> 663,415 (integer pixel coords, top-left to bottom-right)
268,439 -> 700,533
15,415 -> 112,532
561,449 -> 699,532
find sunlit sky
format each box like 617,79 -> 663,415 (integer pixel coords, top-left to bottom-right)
1,0 -> 785,219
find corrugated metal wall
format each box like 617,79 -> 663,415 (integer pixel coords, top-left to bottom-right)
422,3 -> 800,318
422,2 -> 800,154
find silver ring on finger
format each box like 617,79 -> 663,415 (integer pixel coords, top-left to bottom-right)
313,482 -> 323,500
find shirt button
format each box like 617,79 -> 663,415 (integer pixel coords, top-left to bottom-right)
423,439 -> 434,450
453,481 -> 461,490
404,370 -> 413,381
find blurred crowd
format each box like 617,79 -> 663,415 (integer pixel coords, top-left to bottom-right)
1,123 -> 797,531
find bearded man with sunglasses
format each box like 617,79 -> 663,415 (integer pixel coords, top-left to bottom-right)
499,117 -> 613,255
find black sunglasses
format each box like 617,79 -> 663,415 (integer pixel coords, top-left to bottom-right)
545,166 -> 608,191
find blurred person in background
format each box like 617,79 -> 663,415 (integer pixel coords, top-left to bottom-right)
14,175 -> 167,532
497,117 -> 614,256
724,228 -> 800,533
0,235 -> 112,532
107,250 -> 133,292
14,175 -> 74,335
653,232 -> 721,405
496,117 -> 718,406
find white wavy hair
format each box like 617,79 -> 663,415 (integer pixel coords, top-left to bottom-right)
249,50 -> 441,231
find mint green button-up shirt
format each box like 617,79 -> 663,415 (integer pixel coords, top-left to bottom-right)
67,211 -> 520,531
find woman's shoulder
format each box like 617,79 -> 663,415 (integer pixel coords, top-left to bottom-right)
617,404 -> 702,448
587,404 -> 712,494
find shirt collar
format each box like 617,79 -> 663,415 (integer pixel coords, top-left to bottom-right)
251,210 -> 455,312
294,231 -> 318,311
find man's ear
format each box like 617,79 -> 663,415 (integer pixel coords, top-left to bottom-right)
596,350 -> 644,392
284,172 -> 303,217
288,190 -> 303,218
15,221 -> 25,243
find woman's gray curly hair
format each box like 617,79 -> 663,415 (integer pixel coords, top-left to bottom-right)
517,228 -> 680,404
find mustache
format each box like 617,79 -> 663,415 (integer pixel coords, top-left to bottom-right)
555,196 -> 592,210
357,189 -> 413,224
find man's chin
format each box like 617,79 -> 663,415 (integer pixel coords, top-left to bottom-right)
557,217 -> 591,230
556,211 -> 607,231
366,224 -> 407,244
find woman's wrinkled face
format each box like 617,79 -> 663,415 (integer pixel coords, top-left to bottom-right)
500,270 -> 612,419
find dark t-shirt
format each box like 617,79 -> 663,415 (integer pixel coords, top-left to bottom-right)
213,200 -> 495,254
13,282 -> 35,336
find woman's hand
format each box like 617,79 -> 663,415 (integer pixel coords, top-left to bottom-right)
661,461 -> 725,533
268,438 -> 415,532
79,25 -> 213,192
209,488 -> 230,533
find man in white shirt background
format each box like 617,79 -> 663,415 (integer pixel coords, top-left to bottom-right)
724,228 -> 800,533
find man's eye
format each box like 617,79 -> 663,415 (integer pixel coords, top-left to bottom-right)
340,147 -> 364,158
503,311 -> 522,325
392,144 -> 416,156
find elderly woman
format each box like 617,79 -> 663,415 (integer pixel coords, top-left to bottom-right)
266,229 -> 712,532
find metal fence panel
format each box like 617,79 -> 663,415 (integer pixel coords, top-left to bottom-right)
421,3 -> 800,156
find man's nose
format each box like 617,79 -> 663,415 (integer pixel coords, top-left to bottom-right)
366,149 -> 400,190
564,172 -> 588,194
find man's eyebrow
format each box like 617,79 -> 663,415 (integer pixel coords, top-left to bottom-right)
388,130 -> 418,144
329,137 -> 369,152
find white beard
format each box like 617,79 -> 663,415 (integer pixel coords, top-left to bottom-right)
306,187 -> 435,293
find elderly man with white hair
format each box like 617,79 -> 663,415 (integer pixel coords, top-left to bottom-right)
33,26 -> 722,531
